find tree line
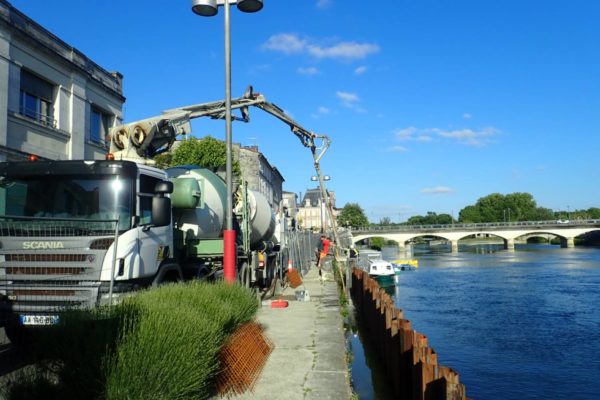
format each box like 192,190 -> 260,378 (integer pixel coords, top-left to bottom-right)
337,193 -> 600,228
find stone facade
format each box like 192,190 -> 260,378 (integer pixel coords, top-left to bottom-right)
235,144 -> 284,211
0,1 -> 125,161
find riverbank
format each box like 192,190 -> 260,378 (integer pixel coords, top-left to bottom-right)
230,266 -> 352,400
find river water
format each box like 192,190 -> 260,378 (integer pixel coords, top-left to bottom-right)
349,243 -> 600,400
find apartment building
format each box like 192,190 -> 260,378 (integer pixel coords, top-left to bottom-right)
0,1 -> 124,161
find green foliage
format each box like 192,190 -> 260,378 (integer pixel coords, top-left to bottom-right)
6,282 -> 258,400
379,216 -> 392,225
370,237 -> 384,250
406,211 -> 454,225
458,192 -> 554,223
337,203 -> 369,228
154,136 -> 241,177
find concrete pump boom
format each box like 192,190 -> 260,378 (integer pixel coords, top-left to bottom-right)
108,85 -> 339,247
108,85 -> 330,163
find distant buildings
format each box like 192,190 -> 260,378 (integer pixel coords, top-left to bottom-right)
0,0 -> 124,161
297,187 -> 336,231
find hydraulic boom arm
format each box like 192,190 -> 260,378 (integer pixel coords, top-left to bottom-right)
109,86 -> 330,163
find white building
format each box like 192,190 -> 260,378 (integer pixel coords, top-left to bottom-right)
0,1 -> 125,161
297,188 -> 336,231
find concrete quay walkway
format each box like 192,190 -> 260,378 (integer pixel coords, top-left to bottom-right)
230,266 -> 352,400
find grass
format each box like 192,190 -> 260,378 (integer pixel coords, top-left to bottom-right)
5,281 -> 258,400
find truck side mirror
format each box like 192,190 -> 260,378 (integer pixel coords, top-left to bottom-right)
152,196 -> 171,227
147,180 -> 173,228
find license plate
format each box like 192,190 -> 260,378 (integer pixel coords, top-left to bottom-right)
20,314 -> 60,326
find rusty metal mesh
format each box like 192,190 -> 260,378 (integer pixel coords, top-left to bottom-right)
287,268 -> 303,289
216,321 -> 274,397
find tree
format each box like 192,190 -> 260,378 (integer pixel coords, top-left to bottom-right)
406,212 -> 454,225
458,192 -> 554,223
154,136 -> 241,177
337,203 -> 369,228
458,205 -> 481,223
379,216 -> 392,225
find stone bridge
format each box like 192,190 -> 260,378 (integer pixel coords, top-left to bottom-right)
350,220 -> 600,252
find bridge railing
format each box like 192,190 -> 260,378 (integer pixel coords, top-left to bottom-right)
350,219 -> 600,233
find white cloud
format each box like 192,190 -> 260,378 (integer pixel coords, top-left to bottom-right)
316,0 -> 332,9
434,127 -> 499,147
297,66 -> 319,75
463,113 -> 472,119
308,42 -> 380,60
394,127 -> 417,140
421,186 -> 454,195
336,91 -> 366,113
392,126 -> 499,147
336,91 -> 359,104
387,145 -> 408,153
317,106 -> 330,114
262,33 -> 380,61
262,33 -> 306,54
394,127 -> 433,143
355,66 -> 367,75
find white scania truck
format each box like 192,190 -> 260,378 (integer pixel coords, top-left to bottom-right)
0,87 -> 331,343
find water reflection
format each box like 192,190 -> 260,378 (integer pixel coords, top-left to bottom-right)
369,243 -> 600,400
347,312 -> 395,399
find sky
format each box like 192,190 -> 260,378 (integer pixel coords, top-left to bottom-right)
10,0 -> 600,222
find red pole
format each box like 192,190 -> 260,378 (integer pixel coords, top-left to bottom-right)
224,229 -> 236,283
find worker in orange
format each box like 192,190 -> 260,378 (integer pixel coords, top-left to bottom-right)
320,236 -> 331,263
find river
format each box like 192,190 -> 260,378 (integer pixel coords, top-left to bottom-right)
349,243 -> 600,400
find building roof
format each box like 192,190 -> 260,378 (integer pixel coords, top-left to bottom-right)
301,188 -> 322,207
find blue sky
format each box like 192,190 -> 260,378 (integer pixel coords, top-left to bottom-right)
12,0 -> 600,222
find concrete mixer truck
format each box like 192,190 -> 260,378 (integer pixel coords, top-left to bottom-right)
0,87 -> 333,342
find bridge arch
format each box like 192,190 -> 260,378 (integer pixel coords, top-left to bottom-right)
350,224 -> 600,253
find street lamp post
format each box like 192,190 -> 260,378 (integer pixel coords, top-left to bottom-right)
311,175 -> 330,233
192,0 -> 263,283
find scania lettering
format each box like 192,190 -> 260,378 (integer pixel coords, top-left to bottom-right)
22,242 -> 65,250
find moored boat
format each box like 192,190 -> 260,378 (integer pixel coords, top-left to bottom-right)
392,259 -> 419,274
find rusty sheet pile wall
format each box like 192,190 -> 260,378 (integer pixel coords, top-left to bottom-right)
351,268 -> 466,400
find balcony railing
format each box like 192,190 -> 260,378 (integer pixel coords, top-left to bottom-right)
19,106 -> 57,129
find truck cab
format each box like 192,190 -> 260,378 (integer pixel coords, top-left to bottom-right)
0,160 -> 173,339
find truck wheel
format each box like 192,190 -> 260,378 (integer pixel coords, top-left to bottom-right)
239,262 -> 251,288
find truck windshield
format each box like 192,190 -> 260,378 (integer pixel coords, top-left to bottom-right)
0,175 -> 133,232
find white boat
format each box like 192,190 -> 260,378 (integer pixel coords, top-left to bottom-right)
366,259 -> 395,277
357,250 -> 395,277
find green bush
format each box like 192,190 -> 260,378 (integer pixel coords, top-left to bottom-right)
6,281 -> 258,400
104,281 -> 258,400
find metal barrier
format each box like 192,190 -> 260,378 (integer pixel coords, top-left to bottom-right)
350,268 -> 466,399
284,230 -> 317,276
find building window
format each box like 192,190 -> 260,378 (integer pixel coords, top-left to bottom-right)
19,69 -> 56,128
90,107 -> 111,146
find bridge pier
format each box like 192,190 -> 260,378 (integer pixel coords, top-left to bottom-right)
560,237 -> 575,248
504,238 -> 515,251
450,240 -> 459,253
398,243 -> 406,254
